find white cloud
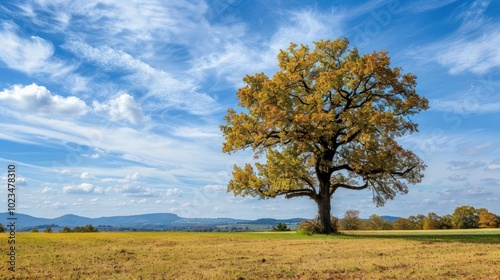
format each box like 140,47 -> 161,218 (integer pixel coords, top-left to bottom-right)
0,84 -> 88,117
51,202 -> 67,209
63,183 -> 101,194
487,159 -> 500,170
203,185 -> 225,192
448,174 -> 468,181
41,186 -> 55,194
488,164 -> 500,170
102,172 -> 140,183
81,172 -> 94,180
113,184 -> 158,197
93,93 -> 146,125
447,160 -> 487,170
165,188 -> 181,197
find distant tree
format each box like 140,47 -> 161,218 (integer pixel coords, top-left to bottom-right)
408,214 -> 426,230
423,212 -> 440,230
272,222 -> 290,231
438,214 -> 453,229
44,227 -> 53,233
452,205 -> 479,229
358,220 -> 373,230
61,227 -> 73,233
369,214 -> 392,230
478,211 -> 498,228
31,228 -> 39,233
340,210 -> 361,230
0,223 -> 5,232
221,38 -> 429,234
393,218 -> 415,230
330,216 -> 339,233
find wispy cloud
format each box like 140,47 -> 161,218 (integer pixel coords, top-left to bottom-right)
190,8 -> 345,88
433,30 -> 500,74
0,22 -> 68,75
447,160 -> 487,170
63,40 -> 218,115
0,22 -> 88,92
404,0 -> 458,13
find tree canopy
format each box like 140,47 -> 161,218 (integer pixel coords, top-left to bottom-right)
221,38 -> 428,233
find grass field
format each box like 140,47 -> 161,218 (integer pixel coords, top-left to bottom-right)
1,229 -> 500,279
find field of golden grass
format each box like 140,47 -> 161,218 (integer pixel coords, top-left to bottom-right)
1,230 -> 500,279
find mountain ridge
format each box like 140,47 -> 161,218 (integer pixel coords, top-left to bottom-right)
1,212 -> 401,231
0,212 -> 307,230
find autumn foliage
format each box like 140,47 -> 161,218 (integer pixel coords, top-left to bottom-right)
221,38 -> 429,233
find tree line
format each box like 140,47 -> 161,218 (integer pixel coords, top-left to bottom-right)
295,205 -> 499,234
337,205 -> 499,230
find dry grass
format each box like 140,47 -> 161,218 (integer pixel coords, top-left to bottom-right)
1,230 -> 499,279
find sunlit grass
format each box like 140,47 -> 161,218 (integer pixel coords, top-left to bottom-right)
1,230 -> 499,279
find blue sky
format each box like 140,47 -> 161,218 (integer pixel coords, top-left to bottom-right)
0,0 -> 499,220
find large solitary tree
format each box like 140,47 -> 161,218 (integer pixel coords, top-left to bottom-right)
221,38 -> 428,234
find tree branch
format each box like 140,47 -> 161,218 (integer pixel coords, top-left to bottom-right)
278,189 -> 316,199
333,182 -> 368,191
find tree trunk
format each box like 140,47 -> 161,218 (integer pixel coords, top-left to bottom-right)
317,194 -> 332,234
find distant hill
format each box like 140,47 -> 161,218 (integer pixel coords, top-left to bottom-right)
380,216 -> 401,223
0,212 -> 182,230
0,212 -> 306,231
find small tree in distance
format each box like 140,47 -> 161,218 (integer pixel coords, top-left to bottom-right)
393,218 -> 415,230
272,222 -> 290,231
221,38 -> 429,234
340,210 -> 361,230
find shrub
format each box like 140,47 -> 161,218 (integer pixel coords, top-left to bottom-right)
297,216 -> 338,235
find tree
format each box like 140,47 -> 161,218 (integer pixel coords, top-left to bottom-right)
44,227 -> 53,233
272,222 -> 290,231
340,210 -> 361,230
61,227 -> 73,233
0,223 -> 5,233
452,205 -> 479,229
478,210 -> 498,228
393,218 -> 415,230
438,214 -> 453,229
31,229 -> 39,233
408,214 -> 426,230
423,212 -> 440,230
221,38 -> 428,234
369,214 -> 392,230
